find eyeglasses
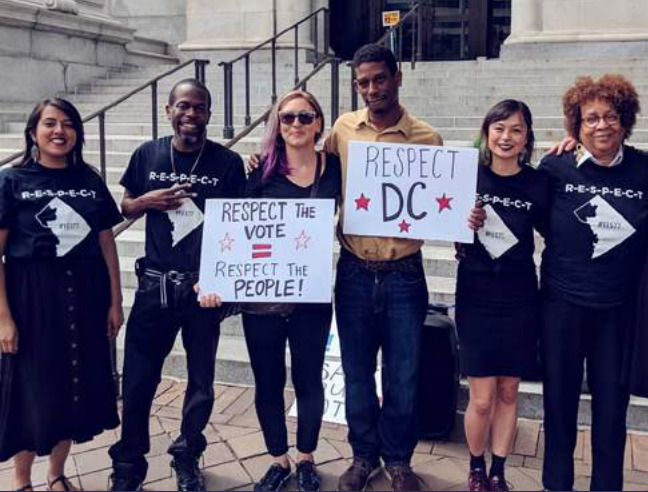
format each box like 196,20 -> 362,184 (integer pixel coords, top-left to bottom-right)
582,113 -> 620,128
278,111 -> 318,126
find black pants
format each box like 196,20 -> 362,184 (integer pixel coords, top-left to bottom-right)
541,293 -> 631,491
242,304 -> 332,457
109,274 -> 220,478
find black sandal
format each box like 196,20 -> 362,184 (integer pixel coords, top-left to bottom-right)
47,475 -> 72,491
16,485 -> 33,492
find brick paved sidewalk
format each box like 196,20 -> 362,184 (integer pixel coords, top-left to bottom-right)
4,379 -> 648,491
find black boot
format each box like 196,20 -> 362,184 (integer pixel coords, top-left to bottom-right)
109,463 -> 145,492
171,454 -> 205,492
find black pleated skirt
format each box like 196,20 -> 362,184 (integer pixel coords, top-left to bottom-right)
455,268 -> 540,379
0,257 -> 119,461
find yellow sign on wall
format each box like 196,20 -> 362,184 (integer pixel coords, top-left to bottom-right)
382,10 -> 401,27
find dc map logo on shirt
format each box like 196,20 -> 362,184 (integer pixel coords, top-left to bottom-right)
477,204 -> 519,259
167,199 -> 204,247
36,197 -> 91,256
573,195 -> 636,259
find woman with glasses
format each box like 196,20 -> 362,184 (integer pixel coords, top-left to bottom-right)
537,75 -> 648,491
199,90 -> 341,491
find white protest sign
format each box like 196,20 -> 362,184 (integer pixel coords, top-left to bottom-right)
325,314 -> 341,358
198,199 -> 335,303
343,140 -> 478,243
289,358 -> 383,425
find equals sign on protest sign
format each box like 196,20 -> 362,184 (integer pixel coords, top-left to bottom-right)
252,244 -> 272,259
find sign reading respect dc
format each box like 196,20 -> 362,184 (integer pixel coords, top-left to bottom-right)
198,199 -> 335,303
343,141 -> 479,243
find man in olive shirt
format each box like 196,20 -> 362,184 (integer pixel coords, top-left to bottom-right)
328,44 -> 481,492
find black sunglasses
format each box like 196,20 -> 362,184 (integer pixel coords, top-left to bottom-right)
278,111 -> 318,126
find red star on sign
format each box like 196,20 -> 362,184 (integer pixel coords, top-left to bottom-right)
294,230 -> 311,250
219,232 -> 235,252
355,193 -> 371,211
436,193 -> 453,213
399,219 -> 411,233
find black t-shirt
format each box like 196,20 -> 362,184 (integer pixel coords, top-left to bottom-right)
0,160 -> 122,258
120,136 -> 246,272
459,164 -> 550,276
245,152 -> 342,203
538,145 -> 648,307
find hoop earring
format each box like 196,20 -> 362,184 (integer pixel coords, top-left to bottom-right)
518,149 -> 528,164
30,145 -> 40,162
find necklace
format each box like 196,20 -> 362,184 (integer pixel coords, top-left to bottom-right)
170,138 -> 206,176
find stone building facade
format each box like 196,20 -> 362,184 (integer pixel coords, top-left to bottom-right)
1,0 -> 647,102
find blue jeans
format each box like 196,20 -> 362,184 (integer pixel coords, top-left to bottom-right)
334,249 -> 428,466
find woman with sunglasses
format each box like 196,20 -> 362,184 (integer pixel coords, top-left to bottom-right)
199,90 -> 340,491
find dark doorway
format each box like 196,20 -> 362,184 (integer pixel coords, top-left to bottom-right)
329,0 -> 386,60
330,0 -> 511,61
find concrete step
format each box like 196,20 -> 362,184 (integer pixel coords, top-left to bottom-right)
112,303 -> 648,430
126,36 -> 172,57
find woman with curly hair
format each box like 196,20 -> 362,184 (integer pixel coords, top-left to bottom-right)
538,74 -> 648,491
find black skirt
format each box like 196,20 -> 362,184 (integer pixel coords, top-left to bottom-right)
455,268 -> 540,379
0,257 -> 119,461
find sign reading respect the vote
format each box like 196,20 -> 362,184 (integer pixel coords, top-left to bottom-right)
198,199 -> 335,302
343,141 -> 479,243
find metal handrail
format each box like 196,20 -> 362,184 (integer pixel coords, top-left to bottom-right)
225,8 -> 329,66
0,59 -> 210,171
224,56 -> 339,151
349,3 -> 423,111
0,59 -> 209,398
219,7 -> 330,138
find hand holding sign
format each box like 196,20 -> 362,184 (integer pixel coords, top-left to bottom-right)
343,141 -> 479,242
198,198 -> 335,303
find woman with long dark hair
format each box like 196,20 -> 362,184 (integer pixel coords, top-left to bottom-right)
0,98 -> 123,491
199,89 -> 340,491
456,100 -> 549,491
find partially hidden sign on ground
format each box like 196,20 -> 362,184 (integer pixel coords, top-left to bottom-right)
199,198 -> 336,303
289,316 -> 383,425
343,140 -> 479,243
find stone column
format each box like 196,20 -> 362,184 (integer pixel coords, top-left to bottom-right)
507,0 -> 648,44
503,0 -> 648,59
507,0 -> 541,44
180,0 -> 314,51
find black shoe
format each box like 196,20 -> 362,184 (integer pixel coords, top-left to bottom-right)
254,463 -> 291,491
108,471 -> 144,492
296,461 -> 320,491
170,455 -> 205,492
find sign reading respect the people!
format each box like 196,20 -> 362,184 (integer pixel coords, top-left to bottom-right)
198,198 -> 335,303
343,140 -> 479,243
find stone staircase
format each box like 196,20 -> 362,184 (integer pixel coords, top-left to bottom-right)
3,55 -> 648,427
